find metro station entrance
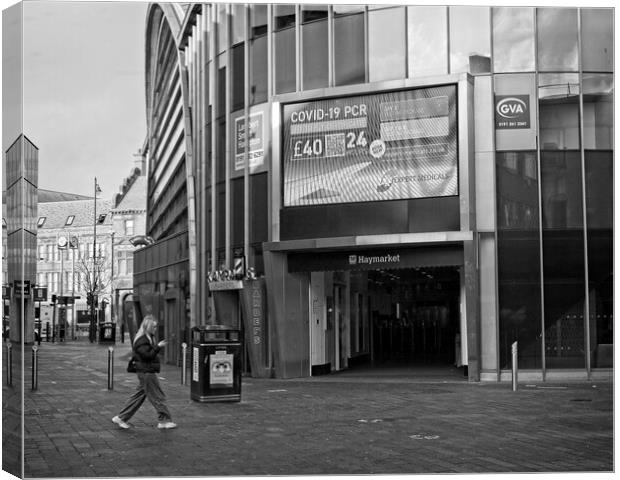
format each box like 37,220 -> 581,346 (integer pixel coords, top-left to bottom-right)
309,264 -> 466,376
364,267 -> 461,367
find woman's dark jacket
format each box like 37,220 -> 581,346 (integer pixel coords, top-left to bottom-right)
133,335 -> 161,373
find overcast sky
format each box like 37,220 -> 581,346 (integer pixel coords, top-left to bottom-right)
3,0 -> 148,198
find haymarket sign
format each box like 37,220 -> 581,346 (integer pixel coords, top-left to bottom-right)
288,246 -> 463,272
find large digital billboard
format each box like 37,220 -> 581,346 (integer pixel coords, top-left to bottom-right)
282,85 -> 458,206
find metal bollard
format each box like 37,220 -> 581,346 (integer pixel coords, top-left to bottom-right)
181,342 -> 187,385
32,345 -> 39,391
511,341 -> 518,391
6,342 -> 12,386
107,347 -> 114,390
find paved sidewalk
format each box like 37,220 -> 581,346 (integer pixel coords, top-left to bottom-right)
2,340 -> 614,478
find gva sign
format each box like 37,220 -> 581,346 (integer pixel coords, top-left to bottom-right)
495,95 -> 530,129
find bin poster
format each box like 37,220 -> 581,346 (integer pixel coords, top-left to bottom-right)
208,350 -> 233,387
282,84 -> 458,206
192,347 -> 199,382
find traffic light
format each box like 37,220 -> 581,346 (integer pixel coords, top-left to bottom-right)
87,292 -> 93,306
51,294 -> 57,303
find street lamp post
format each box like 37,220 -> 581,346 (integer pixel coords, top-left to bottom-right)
90,178 -> 101,343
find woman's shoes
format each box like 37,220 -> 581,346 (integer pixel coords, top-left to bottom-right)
112,416 -> 130,429
157,421 -> 178,429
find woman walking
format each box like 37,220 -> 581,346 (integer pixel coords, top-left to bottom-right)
112,315 -> 177,429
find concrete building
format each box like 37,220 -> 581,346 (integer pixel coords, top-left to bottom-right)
137,4 -> 613,382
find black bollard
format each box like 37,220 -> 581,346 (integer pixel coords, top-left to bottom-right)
6,342 -> 12,386
107,347 -> 114,390
32,345 -> 39,391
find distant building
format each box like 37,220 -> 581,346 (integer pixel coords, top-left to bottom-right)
2,152 -> 147,339
110,150 -> 147,338
35,193 -> 113,334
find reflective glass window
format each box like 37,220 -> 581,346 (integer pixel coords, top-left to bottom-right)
368,7 -> 406,83
540,150 -> 585,369
251,5 -> 268,37
583,74 -> 613,150
302,4 -> 328,23
585,150 -> 613,367
302,14 -> 328,90
334,5 -> 365,15
334,11 -> 365,86
274,4 -> 295,31
231,4 -> 246,45
449,6 -> 491,74
408,6 -> 447,77
536,8 -> 578,71
581,9 -> 613,72
232,44 -> 244,111
496,151 -> 542,369
538,73 -> 580,150
217,4 -> 228,54
274,27 -> 296,94
250,35 -> 267,105
492,7 -> 535,72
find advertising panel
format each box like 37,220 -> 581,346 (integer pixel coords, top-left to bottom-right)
282,85 -> 458,206
234,112 -> 264,171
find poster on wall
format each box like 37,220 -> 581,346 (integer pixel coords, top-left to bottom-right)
235,112 -> 264,171
282,85 -> 458,206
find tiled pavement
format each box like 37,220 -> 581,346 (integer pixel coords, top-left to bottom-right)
2,339 -> 614,478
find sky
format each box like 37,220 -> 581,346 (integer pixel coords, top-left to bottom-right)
2,0 -> 148,198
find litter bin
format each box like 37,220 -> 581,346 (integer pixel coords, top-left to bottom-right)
99,322 -> 116,343
190,325 -> 242,402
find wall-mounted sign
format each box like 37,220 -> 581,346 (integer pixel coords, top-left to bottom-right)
282,85 -> 458,206
208,350 -> 234,387
33,287 -> 48,302
208,280 -> 244,291
495,95 -> 531,130
13,280 -> 31,297
288,246 -> 464,273
235,112 -> 264,171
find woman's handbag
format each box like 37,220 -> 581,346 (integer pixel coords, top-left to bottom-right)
126,357 -> 137,373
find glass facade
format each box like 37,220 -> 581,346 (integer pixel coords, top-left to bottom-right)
495,9 -> 613,373
144,4 -> 613,378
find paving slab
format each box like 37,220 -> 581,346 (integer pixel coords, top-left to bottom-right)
1,340 -> 614,478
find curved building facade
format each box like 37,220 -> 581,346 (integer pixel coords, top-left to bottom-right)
136,4 -> 614,381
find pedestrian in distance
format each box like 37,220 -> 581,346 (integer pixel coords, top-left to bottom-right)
112,314 -> 177,430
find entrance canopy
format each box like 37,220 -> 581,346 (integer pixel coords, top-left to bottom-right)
288,245 -> 463,272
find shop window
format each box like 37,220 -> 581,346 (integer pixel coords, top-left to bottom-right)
581,9 -> 613,72
496,151 -> 542,369
334,9 -> 365,86
408,6 -> 448,78
492,7 -> 534,73
302,15 -> 328,90
449,6 -> 491,74
536,8 -> 578,72
368,7 -> 406,83
334,5 -> 364,15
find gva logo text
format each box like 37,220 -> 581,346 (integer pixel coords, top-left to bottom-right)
496,97 -> 528,119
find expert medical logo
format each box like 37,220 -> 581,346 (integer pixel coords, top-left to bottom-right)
495,95 -> 530,129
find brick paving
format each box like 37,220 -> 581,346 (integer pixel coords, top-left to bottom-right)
2,340 -> 614,478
